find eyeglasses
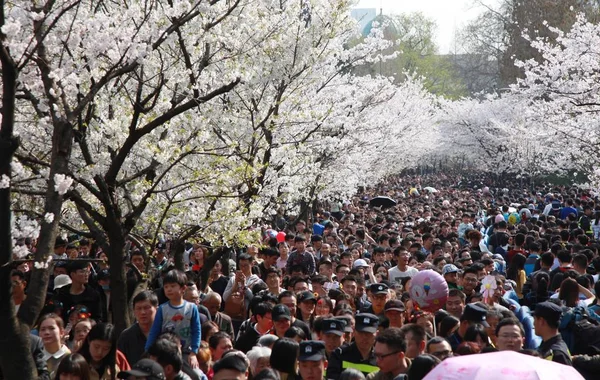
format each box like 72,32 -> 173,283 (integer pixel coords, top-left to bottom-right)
464,277 -> 478,283
498,334 -> 522,340
374,351 -> 400,360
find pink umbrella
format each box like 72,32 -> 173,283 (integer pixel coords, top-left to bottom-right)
423,351 -> 583,380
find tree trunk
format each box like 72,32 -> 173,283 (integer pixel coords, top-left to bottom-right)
106,229 -> 132,336
0,4 -> 37,376
199,247 -> 230,293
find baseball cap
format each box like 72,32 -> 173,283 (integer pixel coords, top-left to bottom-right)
533,301 -> 563,325
384,299 -> 405,312
53,274 -> 72,290
369,283 -> 389,295
272,304 -> 292,321
297,291 -> 317,303
97,269 -> 110,281
156,242 -> 167,251
442,264 -> 459,275
322,319 -> 345,336
353,259 -> 369,269
462,304 -> 490,328
118,359 -> 165,380
335,316 -> 353,333
355,313 -> 379,333
299,341 -> 327,362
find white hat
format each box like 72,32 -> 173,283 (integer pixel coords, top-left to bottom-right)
54,274 -> 72,290
353,259 -> 369,269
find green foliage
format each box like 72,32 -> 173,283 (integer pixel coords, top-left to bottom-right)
354,12 -> 467,99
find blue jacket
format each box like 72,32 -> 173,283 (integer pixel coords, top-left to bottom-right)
504,291 -> 541,349
524,254 -> 540,277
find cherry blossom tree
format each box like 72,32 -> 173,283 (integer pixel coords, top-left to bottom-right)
511,13 -> 600,179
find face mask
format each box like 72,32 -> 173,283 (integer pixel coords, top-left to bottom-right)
101,284 -> 110,291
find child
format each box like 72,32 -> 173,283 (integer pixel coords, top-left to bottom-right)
145,269 -> 201,368
457,213 -> 473,247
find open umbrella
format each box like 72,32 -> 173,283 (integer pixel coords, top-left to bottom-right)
368,196 -> 397,209
423,351 -> 583,380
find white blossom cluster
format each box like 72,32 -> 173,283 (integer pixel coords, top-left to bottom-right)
4,0 -> 440,246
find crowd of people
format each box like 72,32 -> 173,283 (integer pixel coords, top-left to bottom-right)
9,173 -> 600,380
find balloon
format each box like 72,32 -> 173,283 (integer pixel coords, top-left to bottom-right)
266,229 -> 277,239
409,270 -> 449,312
507,212 -> 520,225
276,231 -> 286,243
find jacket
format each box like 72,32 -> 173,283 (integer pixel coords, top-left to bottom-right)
54,284 -> 102,322
365,360 -> 411,380
538,334 -> 572,366
326,342 -> 378,380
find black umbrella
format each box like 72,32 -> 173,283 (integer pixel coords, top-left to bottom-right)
369,196 -> 397,209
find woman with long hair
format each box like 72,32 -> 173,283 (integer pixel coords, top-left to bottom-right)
270,338 -> 299,380
464,323 -> 491,348
438,316 -> 460,338
507,253 -> 527,299
39,313 -> 71,377
524,271 -> 551,309
557,277 -> 595,308
78,323 -> 120,380
315,296 -> 333,317
276,242 -> 290,273
186,244 -> 207,289
67,318 -> 95,352
296,291 -> 316,327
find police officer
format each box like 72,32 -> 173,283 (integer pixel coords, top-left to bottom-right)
533,302 -> 572,365
326,313 -> 379,380
362,284 -> 391,316
321,319 -> 346,357
299,341 -> 328,380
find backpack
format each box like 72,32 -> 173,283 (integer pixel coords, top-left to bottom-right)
559,306 -> 600,355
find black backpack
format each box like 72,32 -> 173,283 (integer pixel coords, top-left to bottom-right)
559,306 -> 600,355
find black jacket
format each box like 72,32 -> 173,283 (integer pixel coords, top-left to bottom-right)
326,342 -> 377,380
538,334 -> 572,366
54,283 -> 102,322
234,325 -> 261,353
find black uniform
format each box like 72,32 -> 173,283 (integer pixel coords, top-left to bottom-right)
326,312 -> 380,380
326,342 -> 378,380
538,334 -> 572,365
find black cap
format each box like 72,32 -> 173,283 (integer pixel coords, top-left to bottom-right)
355,313 -> 379,333
384,299 -> 405,312
334,316 -> 353,333
97,269 -> 110,281
272,304 -> 292,321
299,341 -> 327,362
118,359 -> 165,380
322,319 -> 345,336
533,301 -> 563,325
156,242 -> 167,251
298,291 -> 317,303
369,283 -> 389,295
462,304 -> 490,328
